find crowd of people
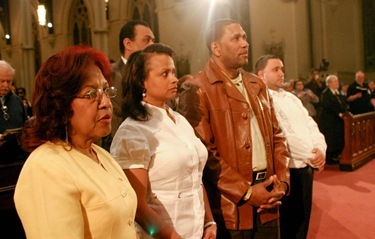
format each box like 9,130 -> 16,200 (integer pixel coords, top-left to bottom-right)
282,68 -> 375,164
0,18 -> 374,239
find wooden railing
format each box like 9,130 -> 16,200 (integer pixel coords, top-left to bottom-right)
340,112 -> 375,171
0,161 -> 25,210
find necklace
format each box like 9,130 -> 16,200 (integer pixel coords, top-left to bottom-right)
1,96 -> 10,121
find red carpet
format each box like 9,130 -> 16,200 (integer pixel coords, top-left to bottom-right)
308,159 -> 375,239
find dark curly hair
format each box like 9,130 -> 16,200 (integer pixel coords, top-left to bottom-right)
22,45 -> 111,152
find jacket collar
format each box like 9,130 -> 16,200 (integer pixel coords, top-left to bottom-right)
268,88 -> 286,97
205,58 -> 261,102
0,91 -> 13,102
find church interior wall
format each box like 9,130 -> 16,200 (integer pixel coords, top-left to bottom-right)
249,0 -> 311,80
0,0 -> 371,99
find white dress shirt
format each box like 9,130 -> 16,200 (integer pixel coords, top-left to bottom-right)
269,89 -> 327,168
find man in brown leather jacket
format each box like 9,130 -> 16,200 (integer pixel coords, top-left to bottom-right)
177,19 -> 290,239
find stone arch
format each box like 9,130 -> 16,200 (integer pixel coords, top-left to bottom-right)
69,0 -> 92,45
59,0 -> 94,46
125,0 -> 159,41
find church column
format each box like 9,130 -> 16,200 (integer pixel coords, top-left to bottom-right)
21,0 -> 35,96
92,0 -> 109,55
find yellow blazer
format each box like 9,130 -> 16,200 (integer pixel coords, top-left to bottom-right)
14,141 -> 137,239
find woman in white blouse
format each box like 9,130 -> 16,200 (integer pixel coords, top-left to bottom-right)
110,43 -> 216,239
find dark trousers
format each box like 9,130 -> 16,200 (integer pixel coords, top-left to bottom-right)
280,166 -> 314,239
216,212 -> 280,239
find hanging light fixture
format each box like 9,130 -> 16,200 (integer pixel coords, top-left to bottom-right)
37,4 -> 47,26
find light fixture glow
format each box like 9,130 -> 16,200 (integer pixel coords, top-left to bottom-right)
37,4 -> 47,26
5,34 -> 10,39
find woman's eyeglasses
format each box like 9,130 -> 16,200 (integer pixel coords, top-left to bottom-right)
75,86 -> 117,102
2,105 -> 9,121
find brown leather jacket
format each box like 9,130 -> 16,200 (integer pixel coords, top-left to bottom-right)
177,59 -> 290,230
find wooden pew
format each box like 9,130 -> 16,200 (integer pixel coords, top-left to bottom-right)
340,111 -> 375,171
0,161 -> 25,209
0,131 -> 28,237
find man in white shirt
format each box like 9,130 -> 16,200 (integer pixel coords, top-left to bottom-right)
255,54 -> 326,239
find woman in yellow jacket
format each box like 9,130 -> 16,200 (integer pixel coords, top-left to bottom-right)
14,45 -> 138,239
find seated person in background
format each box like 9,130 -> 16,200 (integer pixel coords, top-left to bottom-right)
292,78 -> 319,121
16,87 -> 32,118
305,68 -> 326,120
340,83 -> 349,97
319,75 -> 347,164
282,79 -> 295,92
110,43 -> 216,238
14,45 -> 138,239
346,70 -> 372,114
0,60 -> 28,162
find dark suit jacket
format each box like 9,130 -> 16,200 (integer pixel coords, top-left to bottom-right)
318,88 -> 347,154
346,81 -> 372,114
111,59 -> 126,138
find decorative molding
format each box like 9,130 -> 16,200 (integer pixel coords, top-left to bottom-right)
4,45 -> 12,57
262,28 -> 285,62
47,34 -> 55,48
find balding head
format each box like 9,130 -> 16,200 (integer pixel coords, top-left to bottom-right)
355,70 -> 365,85
0,60 -> 15,97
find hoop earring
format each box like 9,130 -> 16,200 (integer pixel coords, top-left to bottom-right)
142,88 -> 147,98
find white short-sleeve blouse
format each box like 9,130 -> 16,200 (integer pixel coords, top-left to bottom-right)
111,102 -> 208,239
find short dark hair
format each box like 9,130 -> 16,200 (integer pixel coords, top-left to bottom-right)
205,18 -> 238,56
22,45 -> 111,152
310,67 -> 319,74
294,78 -> 305,89
254,54 -> 280,74
118,20 -> 150,54
16,87 -> 26,95
122,43 -> 175,121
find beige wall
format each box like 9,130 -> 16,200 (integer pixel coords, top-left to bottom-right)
157,0 -> 212,75
0,0 -> 370,99
249,0 -> 311,79
310,0 -> 363,84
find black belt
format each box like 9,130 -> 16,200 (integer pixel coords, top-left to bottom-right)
252,169 -> 266,185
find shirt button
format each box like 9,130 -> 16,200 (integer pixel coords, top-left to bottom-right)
245,143 -> 251,149
121,190 -> 127,197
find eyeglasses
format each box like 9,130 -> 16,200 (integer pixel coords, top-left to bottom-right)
2,105 -> 9,121
75,86 -> 117,102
